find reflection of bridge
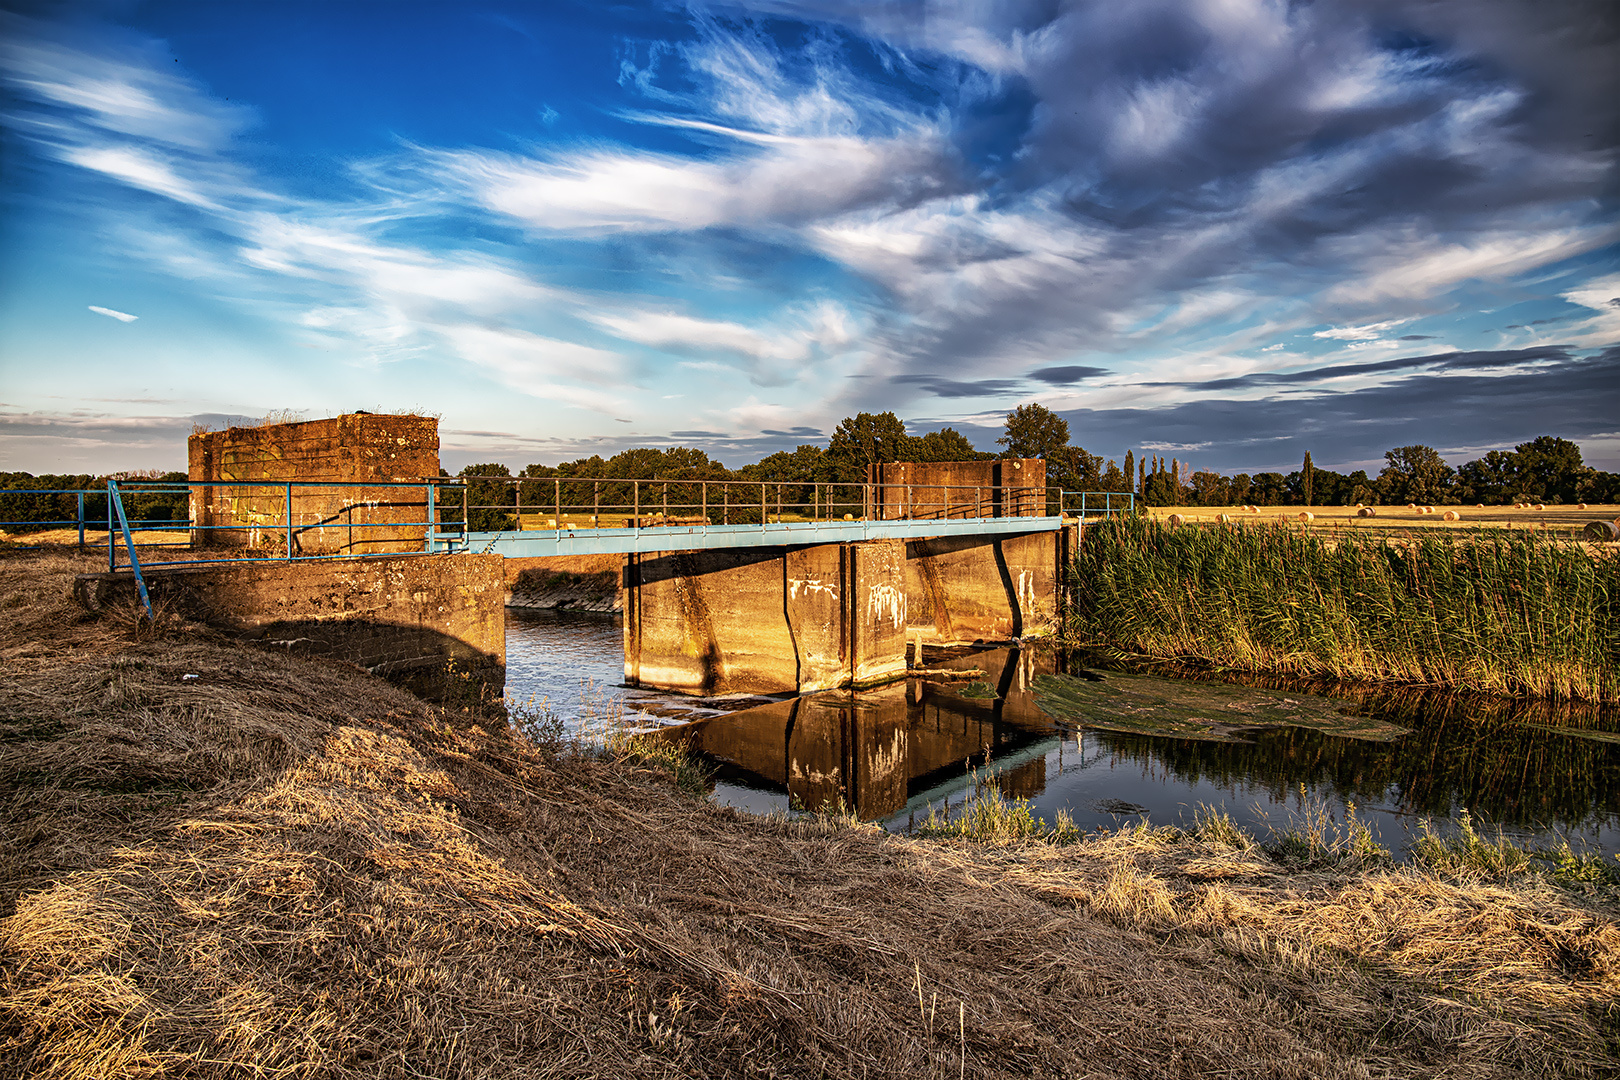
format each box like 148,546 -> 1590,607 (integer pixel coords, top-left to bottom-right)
669,645 -> 1063,820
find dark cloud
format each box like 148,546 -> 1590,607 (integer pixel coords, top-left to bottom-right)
736,0 -> 1619,382
890,375 -> 1023,398
1398,334 -> 1436,340
1173,347 -> 1569,392
669,429 -> 731,438
761,426 -> 824,437
1028,365 -> 1109,385
941,346 -> 1620,473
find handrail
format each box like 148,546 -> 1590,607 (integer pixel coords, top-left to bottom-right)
7,477 -> 1140,567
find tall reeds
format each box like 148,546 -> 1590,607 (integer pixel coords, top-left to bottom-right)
1069,516 -> 1620,701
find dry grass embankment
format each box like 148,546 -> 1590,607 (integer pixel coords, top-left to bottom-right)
2,548 -> 1617,1078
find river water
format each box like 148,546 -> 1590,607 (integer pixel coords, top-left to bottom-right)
505,608 -> 1620,856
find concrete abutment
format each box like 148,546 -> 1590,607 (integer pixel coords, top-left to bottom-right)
76,553 -> 506,701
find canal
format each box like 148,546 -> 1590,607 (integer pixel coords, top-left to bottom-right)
505,607 -> 1620,856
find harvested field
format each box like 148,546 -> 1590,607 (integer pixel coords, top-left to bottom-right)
2,548 -> 1617,1078
1146,504 -> 1620,541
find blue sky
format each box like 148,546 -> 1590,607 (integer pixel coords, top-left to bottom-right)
2,0 -> 1617,477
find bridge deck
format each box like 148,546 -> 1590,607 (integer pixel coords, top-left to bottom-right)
431,514 -> 1064,558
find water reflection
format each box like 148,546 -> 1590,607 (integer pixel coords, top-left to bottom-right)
661,646 -> 1620,855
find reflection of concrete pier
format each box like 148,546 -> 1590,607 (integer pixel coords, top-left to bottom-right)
667,647 -> 1061,818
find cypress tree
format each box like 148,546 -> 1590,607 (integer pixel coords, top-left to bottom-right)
1124,450 -> 1134,492
1303,450 -> 1315,507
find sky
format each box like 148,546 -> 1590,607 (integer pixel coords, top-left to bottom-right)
1,0 -> 1617,478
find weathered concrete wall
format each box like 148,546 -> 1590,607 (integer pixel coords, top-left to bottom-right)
188,413 -> 439,555
868,459 -> 1045,520
76,553 -> 504,699
622,539 -> 908,695
904,524 -> 1076,644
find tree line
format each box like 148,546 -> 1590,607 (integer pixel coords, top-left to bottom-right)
1130,436 -> 1618,507
461,406 -> 1616,510
0,471 -> 189,535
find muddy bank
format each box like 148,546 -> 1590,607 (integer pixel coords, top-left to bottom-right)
503,554 -> 622,611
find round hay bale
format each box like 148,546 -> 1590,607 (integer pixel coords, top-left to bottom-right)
1407,502 -> 1416,509
842,513 -> 854,521
1577,502 -> 1587,511
1442,510 -> 1460,521
1582,520 -> 1619,543
1219,513 -> 1231,523
1167,513 -> 1185,526
1298,511 -> 1314,523
1476,503 -> 1485,508
1357,506 -> 1376,517
1534,503 -> 1546,511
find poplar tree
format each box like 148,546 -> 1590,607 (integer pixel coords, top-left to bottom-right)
1302,451 -> 1315,507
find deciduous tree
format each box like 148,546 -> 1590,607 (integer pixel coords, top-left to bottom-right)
1377,445 -> 1454,504
998,403 -> 1069,459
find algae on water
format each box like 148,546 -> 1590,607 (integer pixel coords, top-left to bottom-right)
1032,670 -> 1409,743
1530,725 -> 1620,746
953,681 -> 1000,700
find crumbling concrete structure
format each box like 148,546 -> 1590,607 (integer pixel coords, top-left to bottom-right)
188,413 -> 439,555
867,459 -> 1046,520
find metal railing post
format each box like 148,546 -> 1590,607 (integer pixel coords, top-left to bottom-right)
426,481 -> 436,551
555,478 -> 562,536
633,480 -> 640,528
760,483 -> 765,529
285,483 -> 293,560
77,492 -> 84,550
107,483 -> 116,571
108,481 -> 153,620
594,481 -> 600,527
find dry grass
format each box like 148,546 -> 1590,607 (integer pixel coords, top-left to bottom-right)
2,550 -> 1617,1078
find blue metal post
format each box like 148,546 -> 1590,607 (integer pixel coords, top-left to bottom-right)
285,483 -> 293,560
107,486 -> 115,571
77,492 -> 84,550
108,481 -> 153,620
425,481 -> 436,552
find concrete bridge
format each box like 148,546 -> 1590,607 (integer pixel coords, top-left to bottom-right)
77,414 -> 1125,700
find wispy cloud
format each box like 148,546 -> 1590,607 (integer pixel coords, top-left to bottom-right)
88,305 -> 138,322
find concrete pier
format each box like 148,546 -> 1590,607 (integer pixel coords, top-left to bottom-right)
904,525 -> 1078,645
623,539 -> 909,695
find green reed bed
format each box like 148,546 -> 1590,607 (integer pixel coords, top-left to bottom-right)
1070,516 -> 1620,702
